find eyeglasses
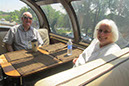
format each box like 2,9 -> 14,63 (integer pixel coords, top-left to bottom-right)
23,16 -> 33,20
97,29 -> 111,34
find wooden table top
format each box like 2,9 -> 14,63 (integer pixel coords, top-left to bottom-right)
0,48 -> 49,77
0,44 -> 83,77
0,54 -> 20,77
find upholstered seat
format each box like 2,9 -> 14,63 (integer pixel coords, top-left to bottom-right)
38,28 -> 50,45
0,31 -> 8,54
35,48 -> 129,86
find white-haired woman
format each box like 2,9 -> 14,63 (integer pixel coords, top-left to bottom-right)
73,19 -> 121,67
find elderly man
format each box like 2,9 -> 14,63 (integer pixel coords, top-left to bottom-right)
3,12 -> 43,52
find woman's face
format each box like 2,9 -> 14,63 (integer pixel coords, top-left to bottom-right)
97,24 -> 113,47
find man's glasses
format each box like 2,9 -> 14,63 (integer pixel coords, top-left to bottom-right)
97,29 -> 111,34
23,16 -> 33,20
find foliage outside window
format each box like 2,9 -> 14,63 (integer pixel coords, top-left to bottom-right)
40,3 -> 73,38
71,0 -> 129,48
0,1 -> 39,29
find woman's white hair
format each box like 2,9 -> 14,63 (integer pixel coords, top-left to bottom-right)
93,19 -> 119,42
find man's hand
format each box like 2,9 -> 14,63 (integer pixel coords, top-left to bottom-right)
5,44 -> 14,52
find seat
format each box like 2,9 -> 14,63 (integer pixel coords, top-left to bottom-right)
0,31 -> 8,54
34,48 -> 129,86
38,28 -> 50,45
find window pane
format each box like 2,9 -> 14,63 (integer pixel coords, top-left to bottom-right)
71,0 -> 129,48
0,0 -> 39,29
40,3 -> 73,38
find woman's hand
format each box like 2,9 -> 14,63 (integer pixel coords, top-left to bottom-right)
73,57 -> 78,64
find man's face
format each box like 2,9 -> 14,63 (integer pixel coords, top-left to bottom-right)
22,13 -> 32,27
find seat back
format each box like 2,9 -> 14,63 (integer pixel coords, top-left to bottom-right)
0,31 -> 8,54
38,28 -> 50,45
116,32 -> 129,48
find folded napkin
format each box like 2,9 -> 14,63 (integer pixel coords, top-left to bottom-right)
40,43 -> 67,53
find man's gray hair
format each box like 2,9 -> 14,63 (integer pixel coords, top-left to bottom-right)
22,12 -> 32,18
93,19 -> 119,42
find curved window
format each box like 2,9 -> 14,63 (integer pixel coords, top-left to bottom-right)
71,0 -> 129,48
0,0 -> 39,29
40,3 -> 73,38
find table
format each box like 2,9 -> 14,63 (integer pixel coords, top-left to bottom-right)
0,43 -> 83,85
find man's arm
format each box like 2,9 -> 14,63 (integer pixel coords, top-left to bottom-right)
5,44 -> 14,52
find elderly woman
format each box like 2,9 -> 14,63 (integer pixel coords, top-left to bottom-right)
73,19 -> 121,67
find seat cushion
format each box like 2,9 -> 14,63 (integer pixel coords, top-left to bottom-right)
0,31 -> 8,54
38,29 -> 49,45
